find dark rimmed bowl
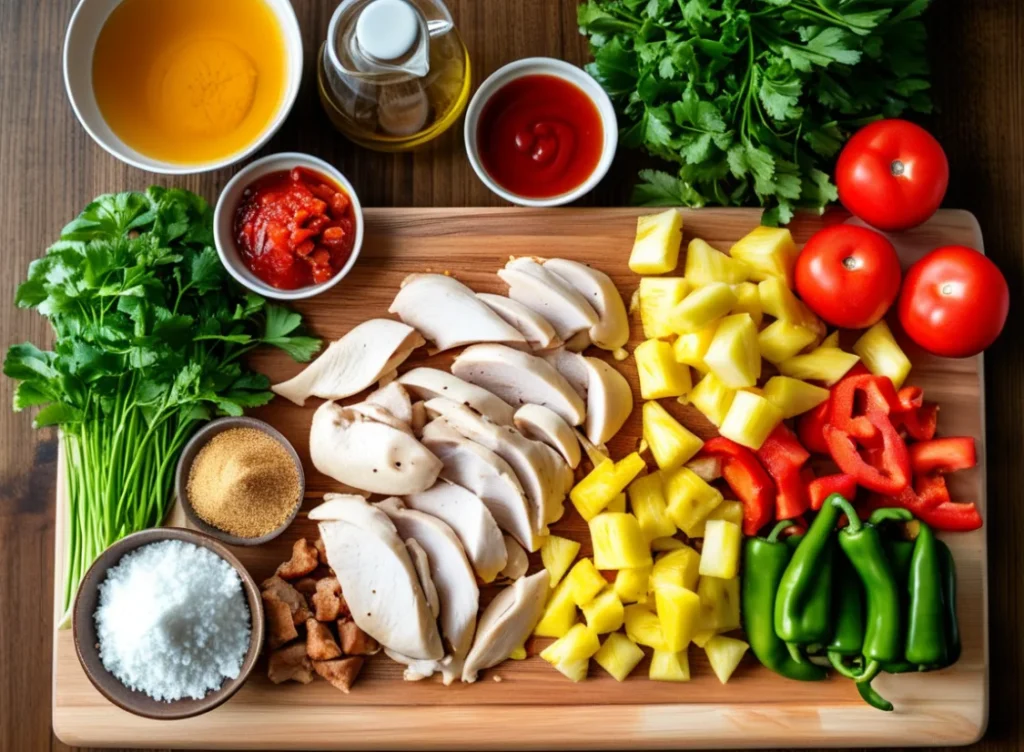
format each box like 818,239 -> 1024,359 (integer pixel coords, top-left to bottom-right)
174,416 -> 304,546
72,527 -> 264,720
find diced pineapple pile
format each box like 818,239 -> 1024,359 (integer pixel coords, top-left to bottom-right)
535,437 -> 749,684
626,209 -> 913,450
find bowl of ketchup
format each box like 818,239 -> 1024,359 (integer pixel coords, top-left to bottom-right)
214,152 -> 364,300
465,58 -> 618,207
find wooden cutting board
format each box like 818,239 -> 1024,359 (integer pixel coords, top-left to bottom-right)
52,208 -> 989,749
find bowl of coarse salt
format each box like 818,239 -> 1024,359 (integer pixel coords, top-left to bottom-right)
73,527 -> 264,720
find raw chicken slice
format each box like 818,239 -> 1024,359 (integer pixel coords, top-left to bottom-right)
499,534 -> 529,581
541,348 -> 590,400
397,367 -> 516,426
388,274 -> 526,353
476,293 -> 560,350
582,357 -> 634,445
543,258 -> 630,351
498,257 -> 598,341
514,404 -> 581,469
363,382 -> 414,425
272,319 -> 424,406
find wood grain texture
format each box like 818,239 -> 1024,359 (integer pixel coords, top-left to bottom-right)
51,208 -> 988,749
0,0 -> 1021,750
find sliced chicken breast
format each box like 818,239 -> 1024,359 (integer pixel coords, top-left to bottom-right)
462,570 -> 550,683
363,382 -> 414,425
420,418 -> 539,552
377,498 -> 479,685
499,534 -> 529,581
498,258 -> 599,341
397,367 -> 516,426
314,495 -> 443,661
543,258 -> 630,351
476,293 -> 560,350
514,404 -> 581,469
405,482 -> 507,584
310,401 -> 441,495
272,319 -> 424,406
451,344 -> 586,426
388,274 -> 527,353
582,357 -> 634,445
541,348 -> 590,400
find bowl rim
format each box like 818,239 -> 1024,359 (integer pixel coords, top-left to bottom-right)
463,56 -> 619,208
72,526 -> 265,720
174,416 -> 305,546
213,151 -> 365,300
62,0 -> 304,175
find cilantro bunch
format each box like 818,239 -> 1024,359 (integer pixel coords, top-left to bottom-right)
579,0 -> 933,223
4,188 -> 320,620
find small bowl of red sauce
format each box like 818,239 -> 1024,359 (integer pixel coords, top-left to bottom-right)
214,152 -> 364,300
465,58 -> 618,207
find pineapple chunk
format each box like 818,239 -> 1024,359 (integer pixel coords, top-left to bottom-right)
655,583 -> 702,651
590,512 -> 652,570
684,238 -> 750,286
729,226 -> 798,287
649,546 -> 701,593
509,643 -> 528,660
668,282 -> 737,334
673,325 -> 716,372
565,558 -> 607,606
762,376 -> 830,419
730,281 -> 763,327
697,575 -> 741,632
652,536 -> 686,551
664,467 -> 724,537
758,320 -> 819,365
689,372 -> 737,428
582,589 -> 625,634
650,648 -> 691,681
594,631 -> 645,681
639,277 -> 690,339
779,346 -> 861,385
719,391 -> 783,450
854,320 -> 912,388
606,493 -> 627,513
821,330 -> 841,349
705,635 -> 749,684
703,313 -> 761,388
628,471 -> 676,541
541,535 -> 581,588
691,629 -> 715,648
758,277 -> 822,332
571,453 -> 646,521
540,623 -> 601,682
623,603 -> 669,650
688,499 -> 744,538
614,565 -> 652,604
642,401 -> 703,471
699,520 -> 742,579
629,209 -> 683,274
534,580 -> 578,638
635,339 -> 693,400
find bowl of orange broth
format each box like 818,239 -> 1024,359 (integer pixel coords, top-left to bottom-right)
64,0 -> 302,174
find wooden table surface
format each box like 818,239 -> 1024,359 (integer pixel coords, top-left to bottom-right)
0,1 -> 1020,751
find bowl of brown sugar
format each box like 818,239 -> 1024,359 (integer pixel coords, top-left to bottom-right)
175,417 -> 304,546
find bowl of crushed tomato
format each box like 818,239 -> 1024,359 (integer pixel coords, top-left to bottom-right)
214,153 -> 363,300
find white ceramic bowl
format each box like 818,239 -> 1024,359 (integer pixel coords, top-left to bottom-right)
464,57 -> 618,208
214,153 -> 365,301
63,0 -> 303,175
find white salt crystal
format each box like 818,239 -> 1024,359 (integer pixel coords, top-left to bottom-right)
94,540 -> 251,702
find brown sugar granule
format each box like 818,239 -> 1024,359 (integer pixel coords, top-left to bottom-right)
187,428 -> 301,538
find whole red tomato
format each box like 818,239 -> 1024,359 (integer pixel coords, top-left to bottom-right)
794,224 -> 902,329
836,120 -> 949,232
898,245 -> 1009,358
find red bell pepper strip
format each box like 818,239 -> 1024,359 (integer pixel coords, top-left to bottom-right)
908,437 -> 977,475
828,374 -> 900,444
808,473 -> 858,511
756,425 -> 811,520
896,386 -> 923,413
895,402 -> 939,441
796,364 -> 873,455
866,487 -> 982,532
824,417 -> 911,495
913,473 -> 951,507
701,437 -> 775,535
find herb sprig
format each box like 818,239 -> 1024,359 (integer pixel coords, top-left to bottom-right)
579,0 -> 933,223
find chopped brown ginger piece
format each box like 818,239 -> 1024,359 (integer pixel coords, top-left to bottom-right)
306,618 -> 343,661
313,657 -> 365,694
276,538 -> 319,580
294,577 -> 318,601
268,641 -> 314,684
264,599 -> 299,649
337,618 -> 379,655
261,576 -> 311,625
312,576 -> 347,622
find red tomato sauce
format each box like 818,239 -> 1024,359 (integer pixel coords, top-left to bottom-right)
234,167 -> 356,290
476,74 -> 604,199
